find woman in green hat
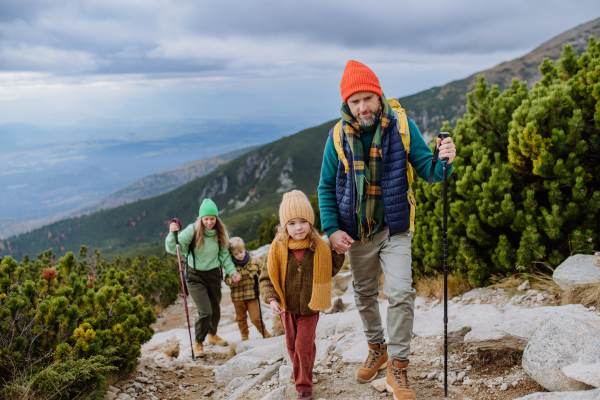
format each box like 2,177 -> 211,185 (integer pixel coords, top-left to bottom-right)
166,198 -> 241,357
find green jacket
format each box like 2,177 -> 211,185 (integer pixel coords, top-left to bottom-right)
165,224 -> 236,277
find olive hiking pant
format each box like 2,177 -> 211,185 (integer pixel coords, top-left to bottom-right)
186,268 -> 222,343
348,227 -> 415,359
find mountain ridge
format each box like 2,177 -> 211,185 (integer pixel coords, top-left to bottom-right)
2,17 -> 599,260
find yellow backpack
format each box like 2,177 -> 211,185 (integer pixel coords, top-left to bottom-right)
332,98 -> 417,232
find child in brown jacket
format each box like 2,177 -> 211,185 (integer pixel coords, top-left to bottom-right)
259,190 -> 345,400
225,237 -> 272,341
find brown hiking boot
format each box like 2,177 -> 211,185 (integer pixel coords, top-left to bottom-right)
193,342 -> 205,358
207,334 -> 228,346
262,330 -> 273,338
386,358 -> 416,400
356,342 -> 388,383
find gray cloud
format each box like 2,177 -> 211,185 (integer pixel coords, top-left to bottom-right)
1,0 -> 598,76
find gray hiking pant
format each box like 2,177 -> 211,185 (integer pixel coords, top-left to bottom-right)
348,226 -> 415,360
186,268 -> 222,343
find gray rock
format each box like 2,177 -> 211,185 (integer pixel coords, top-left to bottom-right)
116,394 -> 132,400
108,386 -> 120,394
236,336 -> 286,355
553,254 -> 600,290
279,365 -> 293,384
104,393 -> 117,400
372,377 -> 387,392
562,362 -> 600,388
215,355 -> 264,387
512,388 -> 600,399
225,377 -> 246,390
523,315 -> 600,392
464,304 -> 600,352
315,310 -> 363,336
240,342 -> 286,362
331,331 -> 368,362
315,339 -> 335,362
259,387 -> 287,400
518,281 -> 531,291
461,288 -> 495,301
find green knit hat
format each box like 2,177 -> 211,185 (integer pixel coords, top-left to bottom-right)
199,198 -> 219,218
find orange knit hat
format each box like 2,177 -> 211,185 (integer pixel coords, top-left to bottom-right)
340,60 -> 382,103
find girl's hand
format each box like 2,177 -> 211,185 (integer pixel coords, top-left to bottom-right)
169,222 -> 180,233
231,273 -> 242,283
269,299 -> 284,315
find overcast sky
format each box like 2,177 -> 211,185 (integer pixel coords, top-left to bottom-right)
1,1 -> 599,131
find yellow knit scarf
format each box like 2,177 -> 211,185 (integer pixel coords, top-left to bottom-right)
267,234 -> 332,311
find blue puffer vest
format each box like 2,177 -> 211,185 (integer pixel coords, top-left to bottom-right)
328,117 -> 410,240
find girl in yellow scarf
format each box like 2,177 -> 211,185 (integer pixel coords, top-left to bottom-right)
258,190 -> 345,400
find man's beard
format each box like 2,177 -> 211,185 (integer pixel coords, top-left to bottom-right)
355,109 -> 381,127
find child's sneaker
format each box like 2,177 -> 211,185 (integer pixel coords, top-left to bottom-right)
207,334 -> 228,346
296,391 -> 312,400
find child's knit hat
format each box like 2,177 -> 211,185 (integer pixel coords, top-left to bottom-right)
279,190 -> 314,226
199,198 -> 219,218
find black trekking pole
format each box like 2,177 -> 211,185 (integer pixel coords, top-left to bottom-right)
253,275 -> 266,338
171,218 -> 195,360
428,132 -> 451,397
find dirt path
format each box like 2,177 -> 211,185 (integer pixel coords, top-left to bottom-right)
107,282 -> 550,400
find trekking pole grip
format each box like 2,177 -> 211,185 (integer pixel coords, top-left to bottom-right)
439,132 -> 450,161
171,218 -> 182,245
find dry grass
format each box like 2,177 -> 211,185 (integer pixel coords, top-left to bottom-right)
488,270 -> 563,297
414,274 -> 472,300
561,284 -> 600,308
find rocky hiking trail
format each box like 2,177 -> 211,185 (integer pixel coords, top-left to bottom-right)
105,254 -> 600,400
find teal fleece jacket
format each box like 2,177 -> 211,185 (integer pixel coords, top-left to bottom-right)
318,118 -> 453,236
165,224 -> 237,277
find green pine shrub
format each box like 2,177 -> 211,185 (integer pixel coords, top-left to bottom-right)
412,37 -> 600,286
0,246 -> 181,399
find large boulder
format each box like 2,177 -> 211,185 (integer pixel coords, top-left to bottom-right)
553,254 -> 600,290
522,315 -> 600,392
464,304 -> 600,352
513,388 -> 600,399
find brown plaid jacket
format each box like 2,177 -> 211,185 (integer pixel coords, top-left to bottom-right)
225,257 -> 262,302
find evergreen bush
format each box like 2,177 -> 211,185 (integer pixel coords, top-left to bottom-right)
412,38 -> 600,286
0,246 -> 181,399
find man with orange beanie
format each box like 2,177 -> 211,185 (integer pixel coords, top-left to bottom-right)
318,60 -> 457,400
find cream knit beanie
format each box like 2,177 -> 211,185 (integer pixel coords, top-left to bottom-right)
279,190 -> 315,227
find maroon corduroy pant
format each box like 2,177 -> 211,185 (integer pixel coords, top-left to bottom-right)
281,311 -> 319,392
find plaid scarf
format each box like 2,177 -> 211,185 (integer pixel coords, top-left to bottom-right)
340,96 -> 394,241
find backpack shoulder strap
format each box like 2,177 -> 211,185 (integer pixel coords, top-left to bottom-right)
332,121 -> 350,174
387,98 -> 416,233
188,231 -> 197,270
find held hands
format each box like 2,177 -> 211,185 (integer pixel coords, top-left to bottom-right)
436,137 -> 457,164
169,222 -> 180,233
269,299 -> 285,315
330,230 -> 354,254
231,273 -> 242,283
